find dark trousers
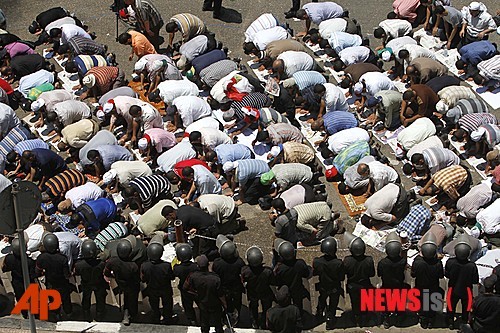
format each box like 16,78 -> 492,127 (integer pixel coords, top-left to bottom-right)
149,291 -> 173,322
145,22 -> 164,51
123,287 -> 140,317
223,287 -> 242,314
180,289 -> 196,321
199,304 -> 224,333
347,284 -> 362,315
448,292 -> 470,322
82,286 -> 106,314
54,284 -> 73,314
248,296 -> 272,327
203,0 -> 222,15
291,0 -> 317,12
317,289 -> 341,323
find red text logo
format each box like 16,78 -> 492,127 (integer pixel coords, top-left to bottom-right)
11,284 -> 61,320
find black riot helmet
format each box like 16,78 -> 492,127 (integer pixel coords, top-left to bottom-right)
42,233 -> 59,254
385,232 -> 402,259
454,234 -> 471,261
320,236 -> 337,256
420,232 -> 437,259
11,237 -> 21,257
344,231 -> 365,257
274,238 -> 295,261
147,234 -> 164,263
81,239 -> 98,259
246,246 -> 263,267
216,234 -> 237,260
117,238 -> 133,261
175,243 -> 193,262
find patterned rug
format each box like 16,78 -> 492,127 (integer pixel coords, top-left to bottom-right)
332,182 -> 367,217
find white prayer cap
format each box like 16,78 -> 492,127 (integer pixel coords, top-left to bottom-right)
31,98 -> 45,112
102,169 -> 118,185
138,138 -> 148,150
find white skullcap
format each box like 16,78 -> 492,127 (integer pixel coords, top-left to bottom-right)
223,109 -> 235,122
223,161 -> 237,173
102,169 -> 118,185
436,100 -> 449,113
151,60 -> 165,72
138,138 -> 148,150
31,99 -> 45,112
96,110 -> 105,120
103,102 -> 114,113
353,82 -> 363,95
83,74 -> 96,87
134,58 -> 147,71
469,1 -> 482,10
269,145 -> 282,157
381,50 -> 392,62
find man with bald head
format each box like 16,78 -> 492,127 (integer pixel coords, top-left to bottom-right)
357,160 -> 399,197
406,58 -> 447,84
272,51 -> 314,80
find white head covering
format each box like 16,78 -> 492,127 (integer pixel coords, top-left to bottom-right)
102,169 -> 118,185
151,60 -> 165,72
468,1 -> 482,11
138,138 -> 149,150
31,98 -> 45,112
381,50 -> 392,62
269,145 -> 282,157
83,74 -> 96,87
223,161 -> 238,173
222,109 -> 235,122
102,102 -> 114,113
445,106 -> 462,123
134,58 -> 147,72
96,109 -> 105,120
436,100 -> 449,113
353,82 -> 364,95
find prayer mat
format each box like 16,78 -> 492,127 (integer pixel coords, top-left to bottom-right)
332,182 -> 366,217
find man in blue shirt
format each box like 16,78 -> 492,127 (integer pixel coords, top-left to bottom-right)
68,197 -> 117,237
311,111 -> 358,137
455,40 -> 497,79
22,148 -> 67,189
207,143 -> 254,175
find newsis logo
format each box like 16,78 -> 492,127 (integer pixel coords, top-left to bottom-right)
360,288 -> 473,312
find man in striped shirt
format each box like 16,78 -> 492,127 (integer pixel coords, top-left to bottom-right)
419,165 -> 471,207
294,201 -> 338,242
199,59 -> 238,88
44,169 -> 86,201
445,98 -> 489,125
311,110 -> 357,138
254,122 -> 304,146
471,123 -> 500,156
94,222 -> 128,251
263,163 -> 313,193
124,0 -> 164,50
166,13 -> 206,46
81,66 -> 126,99
63,36 -> 106,56
410,147 -> 460,177
124,174 -> 172,213
5,138 -> 48,176
474,55 -> 500,91
452,113 -> 497,157
223,159 -> 270,204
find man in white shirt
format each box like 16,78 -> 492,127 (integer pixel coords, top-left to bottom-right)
47,99 -> 91,128
460,2 -> 497,45
296,1 -> 345,35
313,83 -> 348,116
58,182 -> 104,211
196,194 -> 236,225
353,72 -> 395,107
357,161 -> 399,196
273,51 -> 314,79
128,103 -> 163,144
102,160 -> 153,189
157,140 -> 197,172
244,13 -> 279,43
49,23 -> 91,45
189,128 -> 231,150
397,117 -> 436,150
395,44 -> 436,76
168,96 -> 212,128
149,79 -> 199,106
324,127 -> 370,155
471,198 -> 500,238
246,26 -> 290,51
374,19 -> 413,47
361,183 -> 409,228
0,103 -> 20,140
334,46 -> 374,70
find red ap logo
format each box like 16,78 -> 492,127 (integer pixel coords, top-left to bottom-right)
11,284 -> 61,320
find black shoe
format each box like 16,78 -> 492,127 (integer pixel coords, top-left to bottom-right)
30,113 -> 41,123
202,5 -> 213,11
84,310 -> 92,322
122,309 -> 130,326
284,11 -> 296,19
299,113 -> 314,121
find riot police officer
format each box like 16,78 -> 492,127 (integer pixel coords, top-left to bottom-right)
241,246 -> 274,329
35,232 -> 73,319
172,243 -> 198,325
313,236 -> 344,330
377,232 -> 407,328
2,238 -> 36,318
103,237 -> 141,326
212,235 -> 245,326
342,232 -> 375,327
411,232 -> 444,329
140,234 -> 176,324
266,285 -> 303,333
273,238 -> 311,312
445,234 -> 479,329
73,239 -> 107,322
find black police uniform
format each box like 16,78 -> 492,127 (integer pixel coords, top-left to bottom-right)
173,261 -> 199,322
313,254 -> 345,326
212,255 -> 245,320
140,259 -> 175,323
273,258 -> 311,311
343,254 -> 375,317
73,257 -> 107,317
35,252 -> 73,315
241,264 -> 275,328
3,253 -> 36,301
377,255 -> 408,323
186,270 -> 224,333
103,257 -> 141,320
445,257 -> 479,322
471,293 -> 500,333
177,206 -> 218,258
266,303 -> 303,333
411,255 -> 444,320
